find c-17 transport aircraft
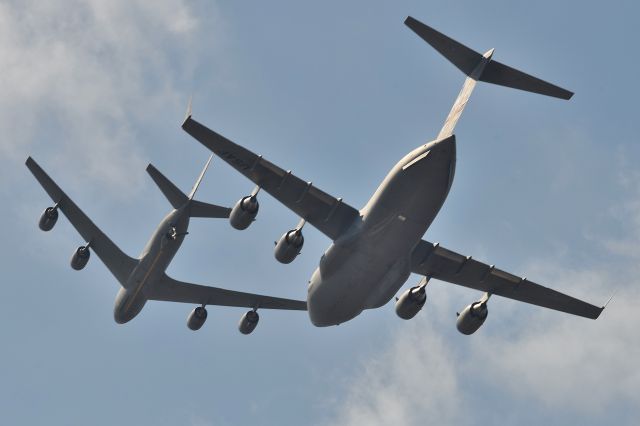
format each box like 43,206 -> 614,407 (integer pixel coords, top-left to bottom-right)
182,16 -> 607,333
26,155 -> 306,334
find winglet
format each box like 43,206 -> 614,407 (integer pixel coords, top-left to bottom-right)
604,290 -> 617,309
183,95 -> 193,126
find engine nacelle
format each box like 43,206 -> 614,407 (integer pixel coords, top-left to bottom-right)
274,229 -> 304,264
229,195 -> 259,230
238,310 -> 259,335
187,306 -> 208,331
456,301 -> 488,335
70,245 -> 90,270
395,285 -> 427,320
39,206 -> 59,231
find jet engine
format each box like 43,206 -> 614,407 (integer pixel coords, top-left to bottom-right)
274,228 -> 304,264
230,187 -> 260,230
238,310 -> 259,335
39,206 -> 59,231
456,295 -> 490,335
70,245 -> 90,270
395,284 -> 427,320
187,306 -> 208,331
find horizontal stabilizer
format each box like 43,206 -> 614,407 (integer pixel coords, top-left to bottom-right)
146,164 -> 188,209
405,16 -> 483,78
189,200 -> 231,218
481,61 -> 573,100
404,16 -> 573,100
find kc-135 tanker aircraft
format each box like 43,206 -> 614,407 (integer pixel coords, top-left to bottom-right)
27,155 -> 306,334
180,16 -> 607,333
28,16 -> 607,336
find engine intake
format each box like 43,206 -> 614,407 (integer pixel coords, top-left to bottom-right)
395,284 -> 427,320
187,306 -> 208,331
238,310 -> 259,335
230,195 -> 259,230
274,229 -> 304,264
39,206 -> 59,231
456,300 -> 488,335
70,245 -> 91,270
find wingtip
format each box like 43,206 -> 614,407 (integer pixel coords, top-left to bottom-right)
182,95 -> 193,127
25,156 -> 40,171
591,293 -> 615,320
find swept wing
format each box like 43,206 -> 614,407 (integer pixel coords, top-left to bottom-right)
182,116 -> 360,241
147,274 -> 307,311
26,157 -> 139,286
411,240 -> 604,319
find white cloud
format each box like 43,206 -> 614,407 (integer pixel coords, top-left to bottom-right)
473,265 -> 638,412
0,0 -> 207,198
329,319 -> 464,426
600,161 -> 640,259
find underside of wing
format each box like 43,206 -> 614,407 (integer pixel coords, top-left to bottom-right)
26,157 -> 138,286
410,240 -> 604,319
182,116 -> 360,241
148,274 -> 308,311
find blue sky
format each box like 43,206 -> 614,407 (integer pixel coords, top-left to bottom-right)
1,1 -> 639,425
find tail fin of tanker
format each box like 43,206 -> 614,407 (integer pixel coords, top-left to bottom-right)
146,155 -> 231,219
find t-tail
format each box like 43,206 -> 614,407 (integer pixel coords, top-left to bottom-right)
146,155 -> 231,218
404,16 -> 573,139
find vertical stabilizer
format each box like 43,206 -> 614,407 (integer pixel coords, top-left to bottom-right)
188,154 -> 213,200
438,48 -> 493,139
147,158 -> 230,218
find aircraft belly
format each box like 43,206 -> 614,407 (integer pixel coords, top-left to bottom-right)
362,255 -> 411,309
308,137 -> 456,326
307,240 -> 412,326
117,210 -> 189,324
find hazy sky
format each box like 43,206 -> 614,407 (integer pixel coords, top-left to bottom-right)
2,1 -> 639,425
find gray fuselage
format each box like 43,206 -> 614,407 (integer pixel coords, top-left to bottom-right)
307,135 -> 456,326
113,208 -> 190,323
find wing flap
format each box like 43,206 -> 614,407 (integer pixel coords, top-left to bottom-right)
26,157 -> 138,286
411,240 -> 604,319
182,116 -> 360,240
148,274 -> 307,311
